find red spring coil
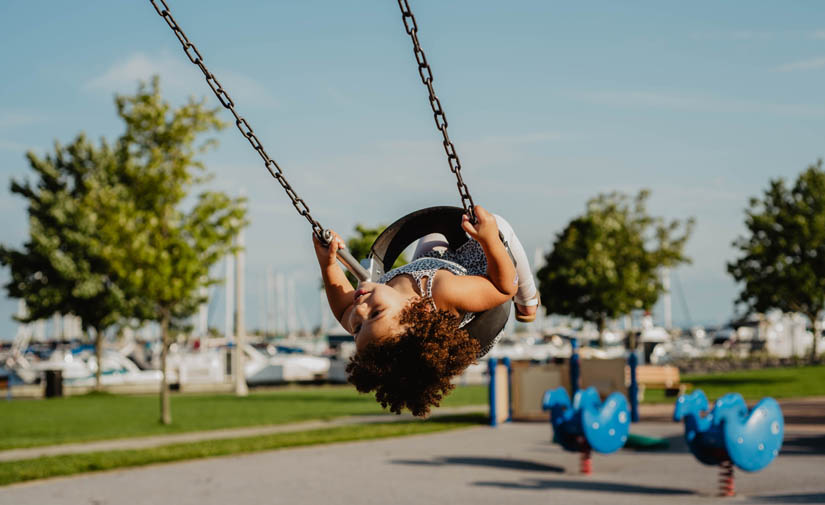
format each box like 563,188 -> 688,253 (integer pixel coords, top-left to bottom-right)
580,448 -> 592,475
718,460 -> 735,497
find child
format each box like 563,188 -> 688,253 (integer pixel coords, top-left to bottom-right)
313,205 -> 539,417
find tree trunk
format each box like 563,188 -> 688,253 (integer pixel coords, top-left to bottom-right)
597,316 -> 606,348
94,327 -> 103,392
809,312 -> 821,364
160,312 -> 172,425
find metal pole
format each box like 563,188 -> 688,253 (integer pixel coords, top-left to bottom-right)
197,286 -> 208,343
52,313 -> 62,341
233,227 -> 248,397
276,273 -> 286,336
266,266 -> 274,338
319,289 -> 328,336
322,230 -> 369,282
287,276 -> 297,337
662,268 -> 672,329
224,254 -> 234,341
488,358 -> 498,427
570,337 -> 580,397
628,350 -> 639,422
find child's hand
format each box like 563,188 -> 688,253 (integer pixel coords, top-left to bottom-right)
461,205 -> 499,246
313,231 -> 347,269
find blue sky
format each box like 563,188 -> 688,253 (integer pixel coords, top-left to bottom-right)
1,1 -> 824,339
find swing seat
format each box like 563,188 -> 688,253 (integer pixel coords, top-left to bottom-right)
367,206 -> 511,354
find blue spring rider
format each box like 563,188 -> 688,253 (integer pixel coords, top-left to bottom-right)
673,389 -> 784,496
542,386 -> 630,474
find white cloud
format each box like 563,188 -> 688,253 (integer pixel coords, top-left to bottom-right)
216,70 -> 279,109
0,139 -> 31,152
772,56 -> 825,72
574,90 -> 706,111
0,112 -> 43,129
694,29 -> 825,43
85,52 -> 188,92
204,129 -> 569,233
691,30 -> 776,42
573,89 -> 825,117
85,52 -> 278,108
728,30 -> 774,41
476,131 -> 564,145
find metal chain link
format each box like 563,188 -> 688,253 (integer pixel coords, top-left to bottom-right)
397,0 -> 476,220
148,0 -> 325,238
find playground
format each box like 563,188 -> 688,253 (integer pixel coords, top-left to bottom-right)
0,397 -> 822,505
1,1 -> 825,503
1,362 -> 824,503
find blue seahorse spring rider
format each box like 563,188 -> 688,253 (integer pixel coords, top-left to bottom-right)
542,386 -> 630,474
673,389 -> 784,496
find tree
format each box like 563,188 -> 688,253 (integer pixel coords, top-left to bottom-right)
2,76 -> 246,419
537,190 -> 693,346
343,224 -> 407,286
728,159 -> 825,362
0,134 -> 133,390
110,78 -> 247,424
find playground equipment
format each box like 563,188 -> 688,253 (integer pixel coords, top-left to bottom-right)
542,386 -> 630,474
486,336 -> 682,422
484,339 -> 655,473
673,389 -> 784,497
488,358 -> 511,426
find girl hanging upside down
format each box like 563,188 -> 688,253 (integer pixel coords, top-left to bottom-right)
313,205 -> 539,417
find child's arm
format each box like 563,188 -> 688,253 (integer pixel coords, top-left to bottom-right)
432,205 -> 519,314
313,232 -> 356,332
462,205 -> 518,297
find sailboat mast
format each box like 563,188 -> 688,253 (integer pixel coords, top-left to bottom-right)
662,268 -> 672,329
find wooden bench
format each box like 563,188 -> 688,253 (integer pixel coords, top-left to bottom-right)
625,365 -> 687,398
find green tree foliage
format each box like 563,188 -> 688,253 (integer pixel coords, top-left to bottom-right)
109,78 -> 247,424
0,134 -> 133,390
344,224 -> 407,286
1,77 -> 246,421
537,190 -> 693,345
728,159 -> 825,362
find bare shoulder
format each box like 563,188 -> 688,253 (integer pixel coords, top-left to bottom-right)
430,269 -> 458,313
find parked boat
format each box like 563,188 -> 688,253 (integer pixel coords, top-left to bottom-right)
244,343 -> 330,385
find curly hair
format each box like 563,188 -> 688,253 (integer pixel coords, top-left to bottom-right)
345,297 -> 480,417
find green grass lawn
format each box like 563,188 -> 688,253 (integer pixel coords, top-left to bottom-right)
0,385 -> 487,451
642,365 -> 825,403
4,366 -> 822,454
0,413 -> 487,487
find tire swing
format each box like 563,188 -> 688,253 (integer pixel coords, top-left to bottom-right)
149,0 -> 514,351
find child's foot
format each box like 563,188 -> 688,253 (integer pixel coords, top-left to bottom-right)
514,293 -> 540,323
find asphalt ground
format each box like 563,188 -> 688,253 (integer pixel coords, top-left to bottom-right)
1,420 -> 822,505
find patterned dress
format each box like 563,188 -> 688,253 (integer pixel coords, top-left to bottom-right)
378,239 -> 488,329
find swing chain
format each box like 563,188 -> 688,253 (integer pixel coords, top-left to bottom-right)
397,0 -> 476,221
148,0 -> 325,238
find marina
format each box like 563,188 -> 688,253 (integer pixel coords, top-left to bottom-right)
4,294 -> 824,398
0,2 -> 823,502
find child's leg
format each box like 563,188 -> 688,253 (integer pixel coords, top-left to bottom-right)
413,233 -> 450,260
493,214 -> 538,305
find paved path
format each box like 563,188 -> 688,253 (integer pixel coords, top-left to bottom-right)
0,405 -> 487,462
1,421 -> 823,505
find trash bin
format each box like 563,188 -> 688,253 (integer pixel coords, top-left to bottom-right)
44,369 -> 63,398
225,346 -> 233,375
